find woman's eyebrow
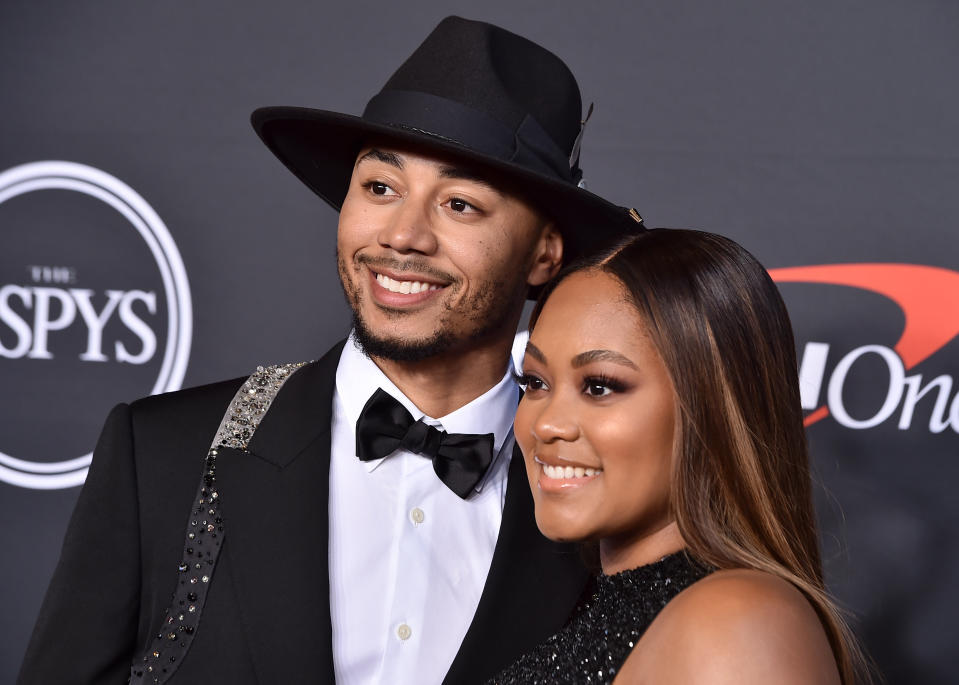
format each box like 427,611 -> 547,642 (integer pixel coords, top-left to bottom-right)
572,349 -> 637,369
524,341 -> 547,363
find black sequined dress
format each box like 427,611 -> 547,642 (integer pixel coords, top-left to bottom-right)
489,550 -> 711,684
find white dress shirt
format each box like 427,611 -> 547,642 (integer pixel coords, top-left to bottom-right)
329,335 -> 518,685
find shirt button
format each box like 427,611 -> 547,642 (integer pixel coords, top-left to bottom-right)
396,623 -> 412,641
410,507 -> 425,525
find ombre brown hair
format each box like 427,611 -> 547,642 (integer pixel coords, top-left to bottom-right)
530,228 -> 869,684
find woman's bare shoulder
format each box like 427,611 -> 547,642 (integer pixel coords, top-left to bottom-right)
614,568 -> 841,684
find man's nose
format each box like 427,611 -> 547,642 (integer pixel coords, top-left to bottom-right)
377,194 -> 439,255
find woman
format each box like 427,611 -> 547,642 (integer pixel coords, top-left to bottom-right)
492,229 -> 868,684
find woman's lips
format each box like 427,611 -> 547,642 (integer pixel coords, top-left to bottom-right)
535,457 -> 603,491
541,463 -> 602,479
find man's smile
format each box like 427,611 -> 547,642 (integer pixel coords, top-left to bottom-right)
368,267 -> 450,307
376,273 -> 442,294
373,267 -> 447,294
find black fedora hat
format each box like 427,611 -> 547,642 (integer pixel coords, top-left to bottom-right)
252,16 -> 644,264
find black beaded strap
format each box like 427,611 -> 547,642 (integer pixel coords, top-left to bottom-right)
130,362 -> 308,684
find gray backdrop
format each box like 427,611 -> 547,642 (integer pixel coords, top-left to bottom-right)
2,1 -> 957,682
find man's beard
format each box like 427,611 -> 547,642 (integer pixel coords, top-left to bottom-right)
350,309 -> 458,362
338,252 -> 527,363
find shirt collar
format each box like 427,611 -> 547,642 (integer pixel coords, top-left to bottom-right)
335,333 -> 519,482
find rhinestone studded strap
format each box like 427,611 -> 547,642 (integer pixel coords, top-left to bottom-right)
130,362 -> 308,684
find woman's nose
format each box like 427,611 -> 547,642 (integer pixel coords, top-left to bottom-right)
530,394 -> 580,444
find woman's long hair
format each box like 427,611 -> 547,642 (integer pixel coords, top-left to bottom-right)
531,228 -> 868,684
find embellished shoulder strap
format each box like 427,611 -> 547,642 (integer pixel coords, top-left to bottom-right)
130,362 -> 308,684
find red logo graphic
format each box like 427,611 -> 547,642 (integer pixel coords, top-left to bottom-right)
768,264 -> 959,427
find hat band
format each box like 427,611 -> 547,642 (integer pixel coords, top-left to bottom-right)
362,90 -> 575,183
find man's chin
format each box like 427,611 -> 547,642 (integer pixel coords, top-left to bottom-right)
351,317 -> 455,363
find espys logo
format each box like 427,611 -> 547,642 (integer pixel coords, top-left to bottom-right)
770,264 -> 959,433
0,161 -> 192,489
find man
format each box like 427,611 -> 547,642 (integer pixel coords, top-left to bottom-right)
19,16 -> 643,685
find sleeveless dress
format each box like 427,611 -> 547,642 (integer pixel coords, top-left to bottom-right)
489,550 -> 712,685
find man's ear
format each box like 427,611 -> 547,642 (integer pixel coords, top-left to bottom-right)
527,222 -> 564,287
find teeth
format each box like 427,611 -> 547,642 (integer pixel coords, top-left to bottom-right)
376,273 -> 442,294
542,463 -> 602,479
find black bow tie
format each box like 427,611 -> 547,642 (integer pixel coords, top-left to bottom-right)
355,388 -> 495,499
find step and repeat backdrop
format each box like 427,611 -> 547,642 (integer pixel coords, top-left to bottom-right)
1,1 -> 956,682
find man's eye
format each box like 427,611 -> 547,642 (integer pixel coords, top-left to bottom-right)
448,197 -> 478,213
363,180 -> 397,196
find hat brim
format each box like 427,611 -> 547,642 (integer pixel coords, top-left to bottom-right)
251,106 -> 642,268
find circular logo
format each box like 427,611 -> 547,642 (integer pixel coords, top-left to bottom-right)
0,161 -> 192,489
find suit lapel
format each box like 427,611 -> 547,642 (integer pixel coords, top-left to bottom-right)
443,445 -> 590,684
211,340 -> 586,684
214,342 -> 344,684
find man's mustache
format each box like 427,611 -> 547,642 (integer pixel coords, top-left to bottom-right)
355,254 -> 458,285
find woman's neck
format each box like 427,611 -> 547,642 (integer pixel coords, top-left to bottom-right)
599,520 -> 686,575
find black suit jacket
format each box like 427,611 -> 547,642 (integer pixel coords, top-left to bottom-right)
19,342 -> 589,684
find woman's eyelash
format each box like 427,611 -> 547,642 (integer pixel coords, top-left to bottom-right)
513,372 -> 546,390
583,375 -> 627,394
513,372 -> 534,388
514,372 -> 625,394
